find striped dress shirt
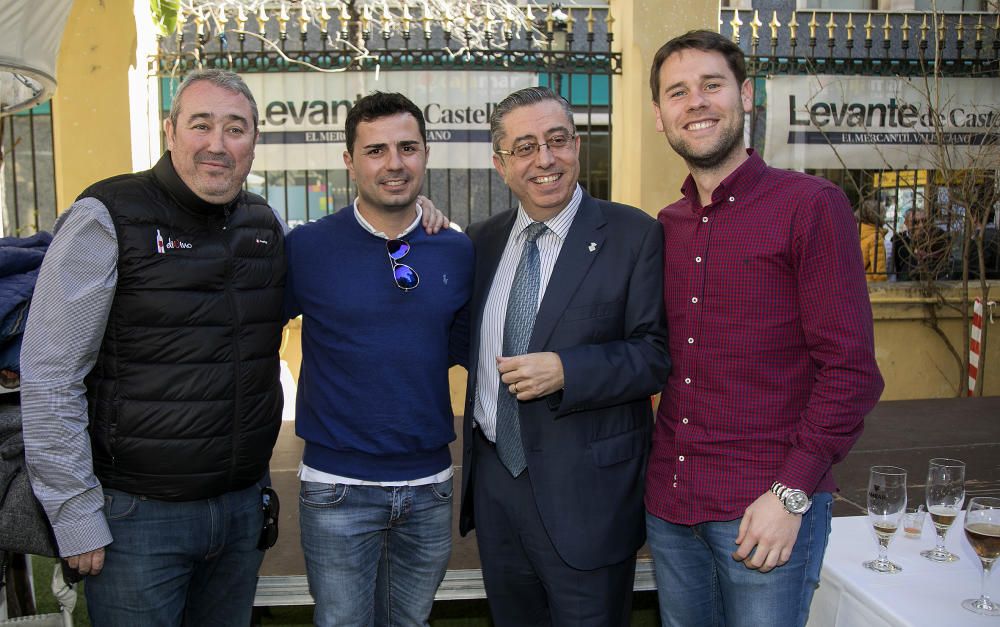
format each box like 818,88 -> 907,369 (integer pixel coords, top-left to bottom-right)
472,185 -> 582,441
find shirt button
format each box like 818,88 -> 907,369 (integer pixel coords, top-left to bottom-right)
682,418 -> 689,424
684,377 -> 691,384
691,297 -> 698,303
729,196 -> 736,202
673,482 -> 678,488
678,455 -> 685,462
701,216 -> 709,223
687,337 -> 694,344
695,256 -> 703,263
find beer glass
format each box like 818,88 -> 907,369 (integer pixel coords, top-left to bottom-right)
962,497 -> 1000,615
864,466 -> 907,574
922,458 -> 965,562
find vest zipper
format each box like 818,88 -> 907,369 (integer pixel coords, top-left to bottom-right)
222,211 -> 241,485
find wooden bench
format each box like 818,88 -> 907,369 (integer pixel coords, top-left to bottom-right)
255,561 -> 658,606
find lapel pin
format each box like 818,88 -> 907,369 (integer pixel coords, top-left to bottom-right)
588,242 -> 598,253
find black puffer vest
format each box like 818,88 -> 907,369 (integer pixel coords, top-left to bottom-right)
82,153 -> 286,500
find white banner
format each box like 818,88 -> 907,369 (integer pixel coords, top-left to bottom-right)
241,71 -> 537,171
764,75 -> 999,170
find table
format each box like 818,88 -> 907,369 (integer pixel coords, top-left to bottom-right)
807,513 -> 1000,626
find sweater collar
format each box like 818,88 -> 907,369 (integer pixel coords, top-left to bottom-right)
152,152 -> 241,216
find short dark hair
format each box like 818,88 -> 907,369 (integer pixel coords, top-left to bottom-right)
170,69 -> 259,130
649,30 -> 746,101
345,92 -> 427,154
489,86 -> 575,152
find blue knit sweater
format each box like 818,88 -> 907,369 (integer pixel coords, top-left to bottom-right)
285,207 -> 473,481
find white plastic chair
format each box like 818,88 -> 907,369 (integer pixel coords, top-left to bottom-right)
0,562 -> 75,627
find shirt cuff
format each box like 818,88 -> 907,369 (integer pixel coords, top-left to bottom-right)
52,511 -> 113,558
776,448 -> 831,495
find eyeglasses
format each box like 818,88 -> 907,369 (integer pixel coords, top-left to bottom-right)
494,133 -> 576,159
387,238 -> 419,291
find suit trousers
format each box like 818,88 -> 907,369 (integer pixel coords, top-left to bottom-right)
473,431 -> 635,627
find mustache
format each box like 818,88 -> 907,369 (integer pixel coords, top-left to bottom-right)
195,153 -> 234,168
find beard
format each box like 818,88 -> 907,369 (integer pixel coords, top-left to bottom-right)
667,116 -> 746,171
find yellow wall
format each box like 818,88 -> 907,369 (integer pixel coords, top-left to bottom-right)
53,0 -> 136,211
609,0 -> 716,217
871,285 -> 998,399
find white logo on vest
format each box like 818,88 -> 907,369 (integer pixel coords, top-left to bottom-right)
155,228 -> 192,253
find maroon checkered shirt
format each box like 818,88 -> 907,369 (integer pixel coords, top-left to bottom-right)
645,151 -> 884,525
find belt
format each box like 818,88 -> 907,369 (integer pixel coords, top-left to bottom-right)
474,426 -> 496,449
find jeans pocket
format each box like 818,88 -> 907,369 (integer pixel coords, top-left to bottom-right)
430,477 -> 453,502
103,490 -> 140,521
299,480 -> 350,508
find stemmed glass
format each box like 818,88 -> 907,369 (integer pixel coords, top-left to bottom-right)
962,497 -> 1000,615
922,458 -> 966,562
864,466 -> 907,574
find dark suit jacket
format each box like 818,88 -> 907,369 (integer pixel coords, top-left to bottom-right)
459,190 -> 670,571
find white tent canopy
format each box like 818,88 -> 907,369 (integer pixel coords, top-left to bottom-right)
0,0 -> 73,115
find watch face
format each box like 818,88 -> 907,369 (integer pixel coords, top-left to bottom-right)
785,491 -> 810,514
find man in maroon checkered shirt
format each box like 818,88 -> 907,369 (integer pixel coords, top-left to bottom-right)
644,30 -> 885,627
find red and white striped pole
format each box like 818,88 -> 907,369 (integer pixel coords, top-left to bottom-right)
968,298 -> 983,397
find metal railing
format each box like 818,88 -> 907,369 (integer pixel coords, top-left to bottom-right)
1,103 -> 57,238
720,7 -> 1000,283
721,8 -> 999,76
153,3 -> 620,228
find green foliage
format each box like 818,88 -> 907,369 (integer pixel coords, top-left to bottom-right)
150,0 -> 180,37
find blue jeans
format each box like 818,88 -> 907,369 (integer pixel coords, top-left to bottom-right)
85,480 -> 266,627
646,492 -> 833,627
299,478 -> 453,627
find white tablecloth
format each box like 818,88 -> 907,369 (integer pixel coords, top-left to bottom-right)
807,512 -> 1000,626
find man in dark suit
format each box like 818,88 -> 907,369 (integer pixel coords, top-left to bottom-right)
459,86 -> 670,627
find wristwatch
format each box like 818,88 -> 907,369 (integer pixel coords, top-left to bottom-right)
770,481 -> 812,515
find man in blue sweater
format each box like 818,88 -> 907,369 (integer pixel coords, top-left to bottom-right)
284,92 -> 473,627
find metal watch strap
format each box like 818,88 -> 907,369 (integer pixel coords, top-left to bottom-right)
770,481 -> 810,514
770,481 -> 789,500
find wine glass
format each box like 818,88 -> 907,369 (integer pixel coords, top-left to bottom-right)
962,497 -> 1000,615
922,457 -> 966,562
864,466 -> 907,574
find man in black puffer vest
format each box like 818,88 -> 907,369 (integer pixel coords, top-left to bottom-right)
21,70 -> 286,626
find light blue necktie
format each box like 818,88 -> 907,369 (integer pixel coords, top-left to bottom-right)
495,221 -> 548,477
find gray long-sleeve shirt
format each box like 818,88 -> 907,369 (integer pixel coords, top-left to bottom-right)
21,198 -> 118,557
20,197 -> 287,558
